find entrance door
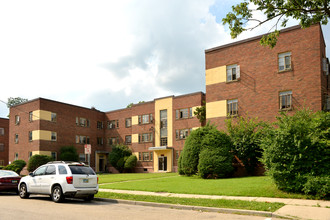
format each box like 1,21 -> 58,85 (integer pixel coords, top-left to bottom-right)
99,159 -> 104,172
158,156 -> 167,171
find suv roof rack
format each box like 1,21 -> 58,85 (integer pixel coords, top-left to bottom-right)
47,161 -> 86,165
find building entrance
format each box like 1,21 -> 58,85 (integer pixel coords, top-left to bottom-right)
158,156 -> 167,171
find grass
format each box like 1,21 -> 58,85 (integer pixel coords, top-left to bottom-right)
98,173 -> 177,184
99,174 -> 308,199
96,192 -> 285,212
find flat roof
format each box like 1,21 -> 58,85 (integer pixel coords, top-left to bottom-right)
205,24 -> 304,53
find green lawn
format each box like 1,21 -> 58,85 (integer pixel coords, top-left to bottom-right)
96,192 -> 285,212
99,174 -> 308,199
98,173 -> 177,184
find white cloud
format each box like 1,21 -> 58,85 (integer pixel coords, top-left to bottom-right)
0,0 -> 329,117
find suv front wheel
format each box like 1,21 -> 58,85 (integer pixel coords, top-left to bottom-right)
51,185 -> 64,203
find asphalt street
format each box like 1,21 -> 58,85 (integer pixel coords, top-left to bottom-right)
0,193 -> 280,220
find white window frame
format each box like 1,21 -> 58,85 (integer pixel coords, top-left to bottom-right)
279,91 -> 292,110
51,132 -> 57,141
226,64 -> 240,82
15,115 -> 20,125
227,99 -> 238,116
278,52 -> 292,72
51,113 -> 57,122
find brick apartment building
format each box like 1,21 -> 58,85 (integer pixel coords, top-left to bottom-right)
0,118 -> 9,166
205,24 -> 329,128
9,92 -> 204,173
7,24 -> 330,173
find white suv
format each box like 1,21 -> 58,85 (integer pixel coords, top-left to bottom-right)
18,161 -> 99,203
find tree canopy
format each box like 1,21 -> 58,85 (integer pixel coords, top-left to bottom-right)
223,0 -> 330,48
7,97 -> 28,108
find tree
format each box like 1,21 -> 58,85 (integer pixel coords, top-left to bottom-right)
6,97 -> 28,108
27,155 -> 53,172
193,101 -> 206,124
4,160 -> 26,175
59,146 -> 79,161
127,101 -> 145,108
261,109 -> 330,198
226,116 -> 266,175
223,1 -> 330,48
108,144 -> 134,173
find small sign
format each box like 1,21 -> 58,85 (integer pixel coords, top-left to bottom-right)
84,144 -> 92,155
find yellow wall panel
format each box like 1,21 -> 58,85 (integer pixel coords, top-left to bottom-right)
32,130 -> 52,141
205,66 -> 226,85
155,97 -> 173,147
206,100 -> 227,119
191,106 -> 200,117
132,134 -> 139,143
33,110 -> 52,121
132,116 -> 139,125
32,151 -> 52,156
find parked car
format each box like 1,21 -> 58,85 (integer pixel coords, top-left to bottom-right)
18,161 -> 98,203
0,170 -> 21,194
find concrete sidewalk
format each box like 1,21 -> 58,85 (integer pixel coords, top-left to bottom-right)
99,189 -> 330,220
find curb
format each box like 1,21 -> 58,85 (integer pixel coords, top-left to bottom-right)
95,197 -> 285,218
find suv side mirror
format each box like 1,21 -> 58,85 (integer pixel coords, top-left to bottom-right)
29,172 -> 34,177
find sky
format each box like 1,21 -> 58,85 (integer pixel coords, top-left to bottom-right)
0,0 -> 329,118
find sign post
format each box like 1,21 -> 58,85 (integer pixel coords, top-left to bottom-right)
84,144 -> 91,165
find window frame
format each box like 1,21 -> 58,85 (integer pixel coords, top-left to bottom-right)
139,133 -> 153,143
51,113 -> 57,122
175,108 -> 193,120
51,132 -> 57,141
226,64 -> 239,82
15,115 -> 20,125
227,99 -> 238,117
125,118 -> 132,128
138,114 -> 153,125
175,129 -> 190,140
279,91 -> 293,110
0,128 -> 4,136
278,52 -> 292,72
125,135 -> 132,145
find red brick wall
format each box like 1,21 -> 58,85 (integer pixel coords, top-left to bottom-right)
0,118 -> 9,165
205,24 -> 325,130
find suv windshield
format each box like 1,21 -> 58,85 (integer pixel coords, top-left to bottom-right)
69,165 -> 95,175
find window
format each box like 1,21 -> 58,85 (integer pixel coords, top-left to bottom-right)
175,150 -> 182,160
29,112 -> 33,122
125,135 -> 132,144
76,117 -> 90,127
28,152 -> 32,159
15,115 -> 20,125
227,64 -> 240,81
29,131 -> 32,142
138,114 -> 153,124
58,165 -> 68,174
79,154 -> 85,162
97,137 -> 104,146
278,52 -> 291,71
160,110 -> 167,146
0,143 -> 4,152
0,160 -> 4,166
51,132 -> 57,141
175,107 -> 193,119
15,134 -> 19,144
108,120 -> 118,129
279,91 -> 292,110
138,152 -> 153,161
51,152 -> 57,160
34,166 -> 46,176
51,113 -> 57,122
76,135 -> 90,144
176,129 -> 189,140
0,128 -> 4,136
125,118 -> 132,128
108,137 -> 119,146
324,95 -> 330,111
227,99 -> 238,116
139,133 -> 153,143
45,165 -> 56,175
322,58 -> 329,75
97,121 -> 104,129
14,153 -> 18,160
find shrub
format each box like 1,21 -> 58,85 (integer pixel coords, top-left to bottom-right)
198,148 -> 234,179
261,109 -> 330,197
59,146 -> 79,161
109,144 -> 133,173
0,166 -> 4,170
178,123 -> 214,175
124,155 -> 137,171
198,129 -> 233,179
302,176 -> 330,199
27,155 -> 53,172
226,116 -> 266,175
4,160 -> 26,175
